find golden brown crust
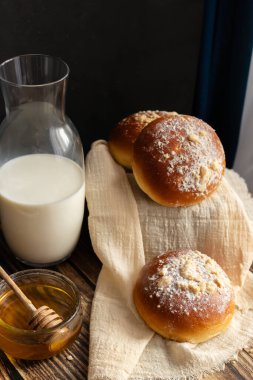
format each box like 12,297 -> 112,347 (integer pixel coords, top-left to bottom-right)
132,114 -> 226,206
133,249 -> 235,343
108,110 -> 177,169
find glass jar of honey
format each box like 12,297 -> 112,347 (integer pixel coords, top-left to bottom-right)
0,269 -> 83,360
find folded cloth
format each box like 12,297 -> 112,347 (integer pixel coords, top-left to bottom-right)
86,140 -> 253,380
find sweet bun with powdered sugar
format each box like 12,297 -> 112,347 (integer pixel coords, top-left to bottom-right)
133,249 -> 235,343
132,114 -> 225,206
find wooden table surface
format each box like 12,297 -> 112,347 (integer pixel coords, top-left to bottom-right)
0,210 -> 253,380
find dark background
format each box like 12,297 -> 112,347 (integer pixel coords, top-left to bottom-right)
0,0 -> 204,154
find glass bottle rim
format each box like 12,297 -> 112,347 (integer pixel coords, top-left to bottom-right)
0,53 -> 70,88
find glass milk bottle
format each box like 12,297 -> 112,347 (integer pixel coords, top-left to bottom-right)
0,54 -> 85,266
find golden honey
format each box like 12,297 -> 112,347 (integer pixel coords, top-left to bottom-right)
0,284 -> 71,328
0,269 -> 83,360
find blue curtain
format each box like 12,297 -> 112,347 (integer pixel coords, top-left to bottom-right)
193,0 -> 253,167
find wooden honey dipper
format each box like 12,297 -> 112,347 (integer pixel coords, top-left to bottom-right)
0,266 -> 63,330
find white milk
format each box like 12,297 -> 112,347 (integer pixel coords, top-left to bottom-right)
0,154 -> 85,265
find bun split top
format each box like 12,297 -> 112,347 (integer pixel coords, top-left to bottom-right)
133,249 -> 235,343
132,115 -> 225,206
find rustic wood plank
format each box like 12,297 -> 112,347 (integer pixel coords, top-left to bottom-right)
229,356 -> 253,379
0,351 -> 24,380
206,344 -> 253,380
238,349 -> 253,375
69,235 -> 101,287
8,329 -> 89,380
206,365 -> 246,380
69,208 -> 101,286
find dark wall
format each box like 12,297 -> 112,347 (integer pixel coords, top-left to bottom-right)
0,0 -> 203,154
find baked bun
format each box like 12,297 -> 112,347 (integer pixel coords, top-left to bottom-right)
133,249 -> 235,343
108,110 -> 178,169
132,114 -> 225,206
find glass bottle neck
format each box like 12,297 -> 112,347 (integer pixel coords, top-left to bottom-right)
0,79 -> 67,117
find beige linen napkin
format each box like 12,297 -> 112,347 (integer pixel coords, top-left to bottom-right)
86,140 -> 253,380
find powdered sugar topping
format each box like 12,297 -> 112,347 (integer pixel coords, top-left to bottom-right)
145,250 -> 232,316
140,115 -> 224,194
117,111 -> 177,140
